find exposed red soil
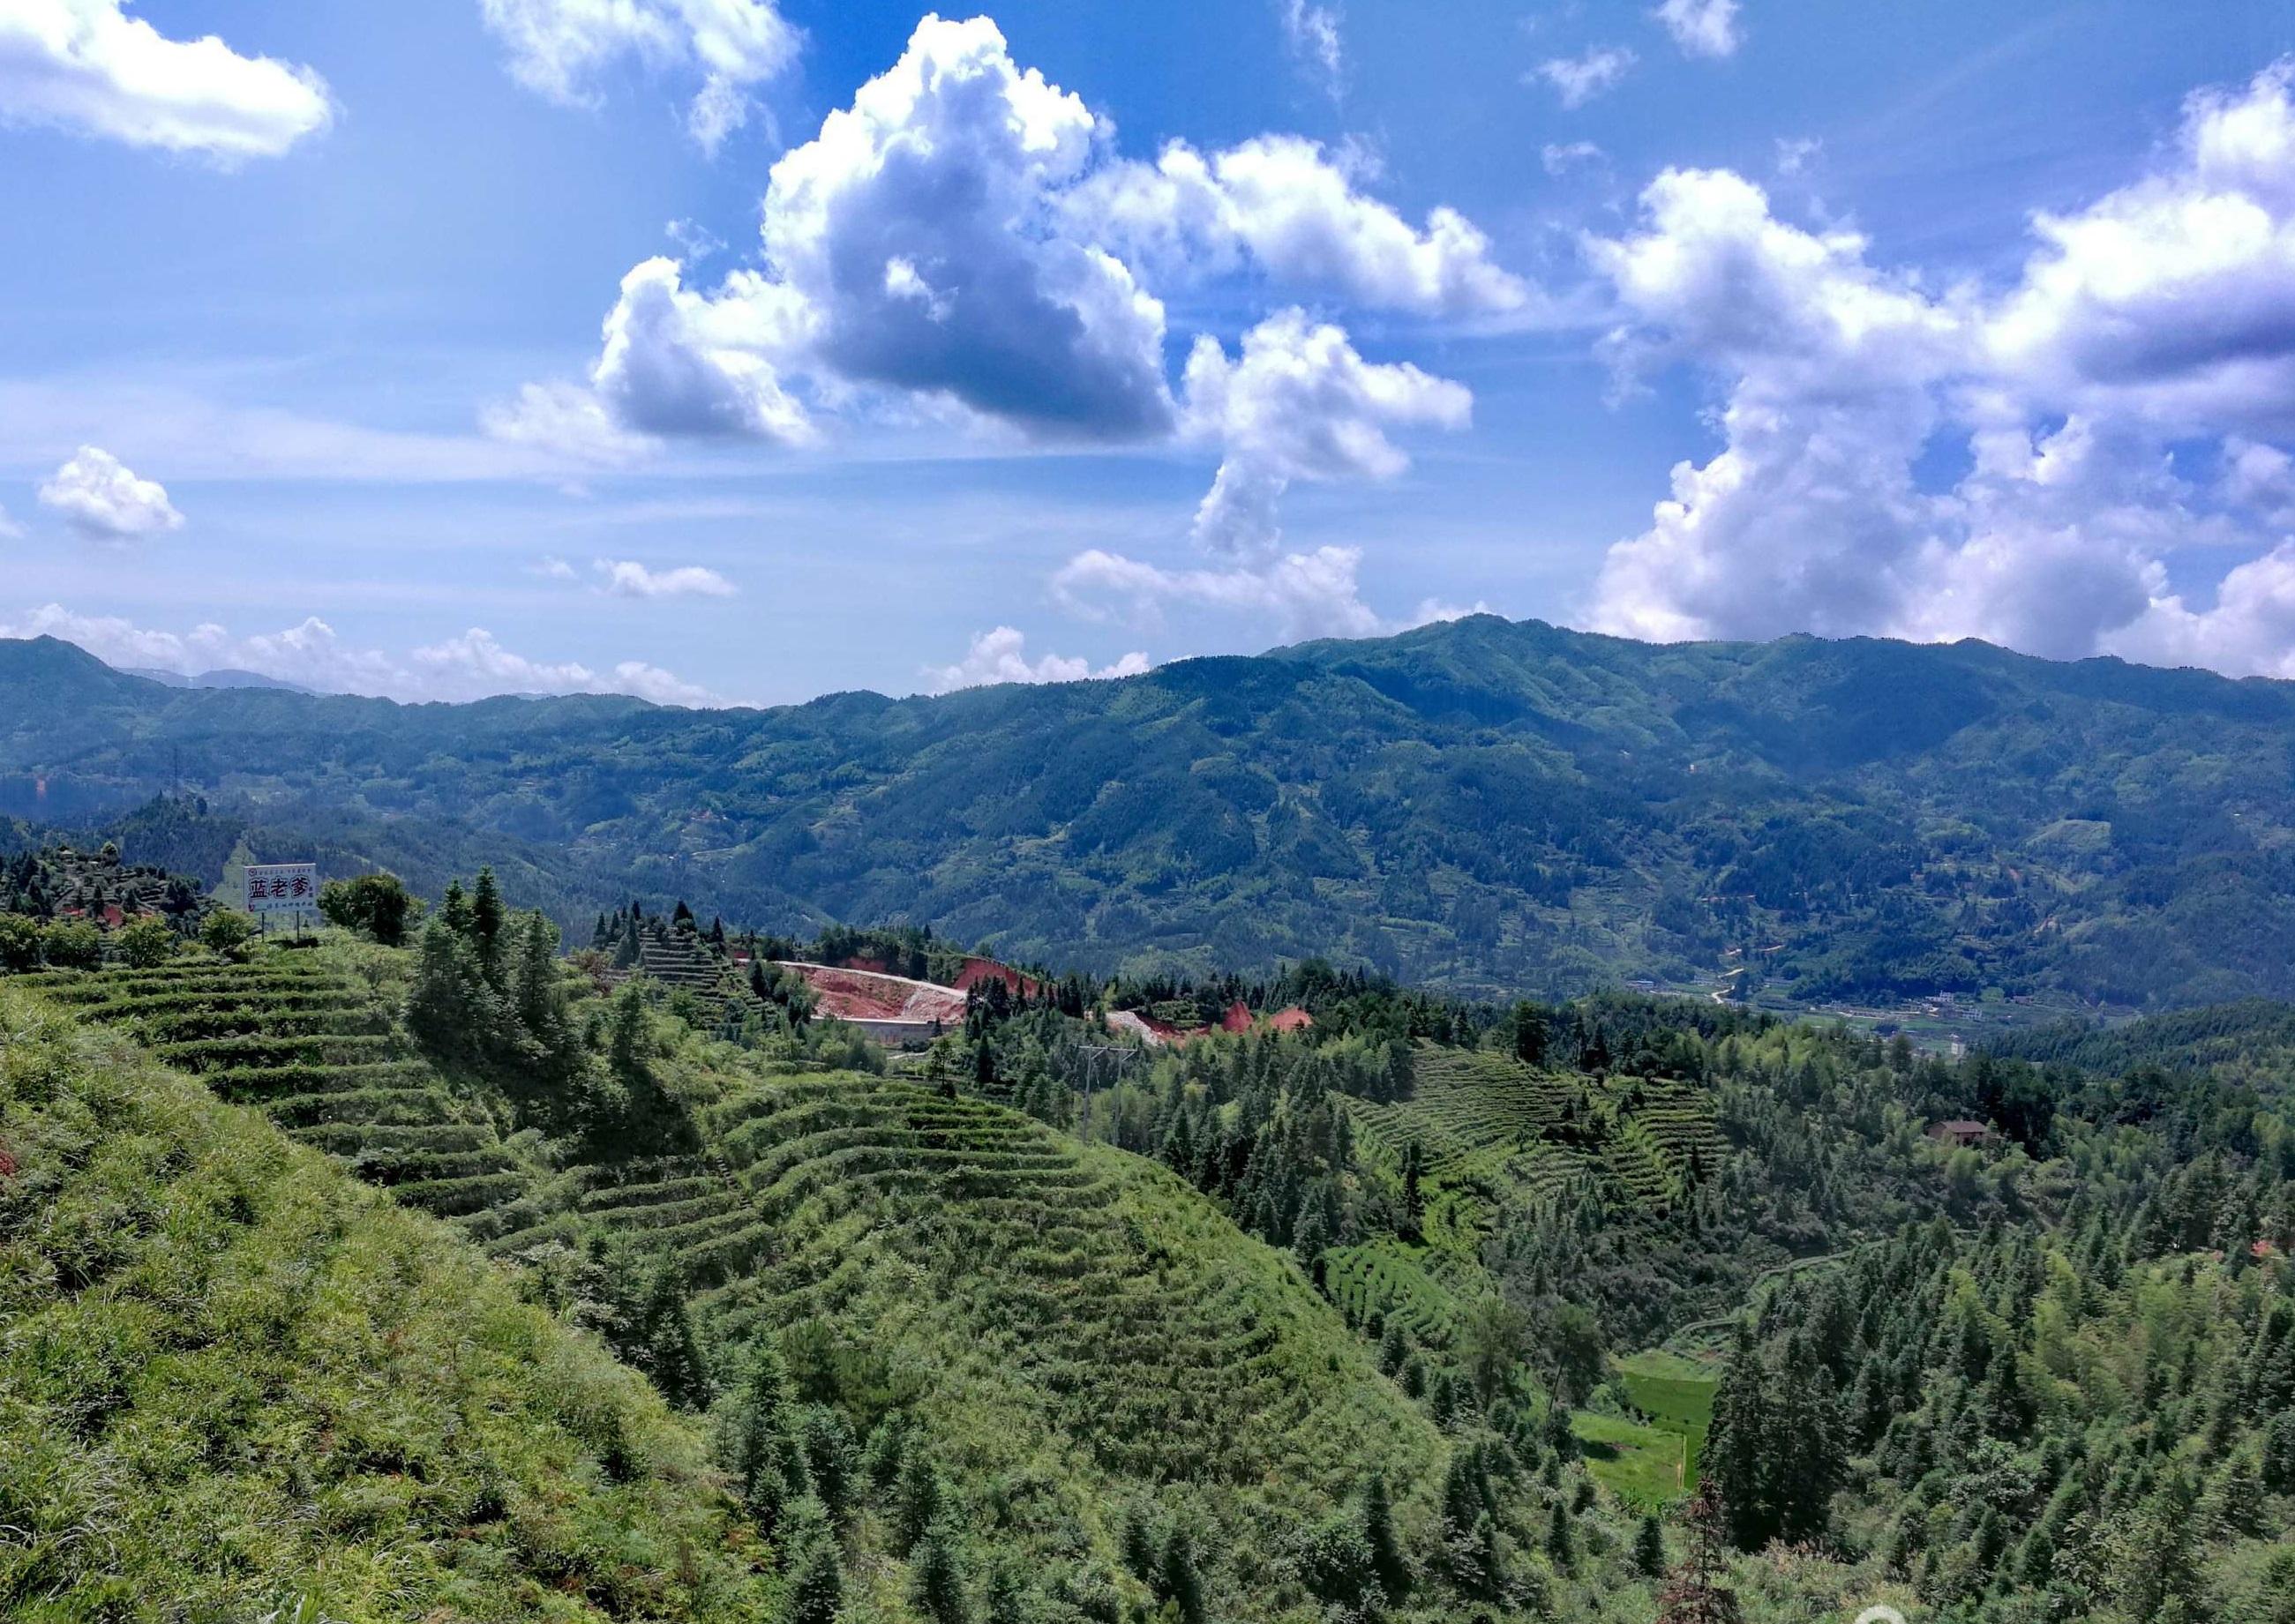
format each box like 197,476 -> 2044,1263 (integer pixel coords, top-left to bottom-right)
775,961 -> 968,1024
952,955 -> 1044,999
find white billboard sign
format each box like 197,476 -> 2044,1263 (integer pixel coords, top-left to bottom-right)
244,862 -> 319,916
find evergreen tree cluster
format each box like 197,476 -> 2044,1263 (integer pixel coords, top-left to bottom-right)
406,867 -> 588,1118
1704,1207 -> 2295,1620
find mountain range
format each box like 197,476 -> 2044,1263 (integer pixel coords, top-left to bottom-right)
4,617 -> 2292,1009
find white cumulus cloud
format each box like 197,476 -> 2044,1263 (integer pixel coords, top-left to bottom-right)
1654,0 -> 1740,61
482,380 -> 656,466
1181,308 -> 1473,558
479,0 -> 799,153
1580,60 -> 2295,682
37,445 -> 184,541
506,17 -> 1520,463
1983,59 -> 2295,438
1072,134 -> 1530,318
921,625 -> 1151,693
1053,543 -> 1390,641
499,13 -> 1516,636
0,0 -> 332,159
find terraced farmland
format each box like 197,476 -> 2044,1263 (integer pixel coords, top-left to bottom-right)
1373,1045 -> 1724,1216
1331,1045 -> 1729,1355
1324,1234 -> 1466,1344
9,955 -> 539,1230
680,1065 -> 1446,1604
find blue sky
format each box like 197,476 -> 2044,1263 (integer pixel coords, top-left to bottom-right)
5,1 -> 2295,704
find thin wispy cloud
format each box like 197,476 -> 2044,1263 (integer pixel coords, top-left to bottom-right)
1533,46 -> 1635,109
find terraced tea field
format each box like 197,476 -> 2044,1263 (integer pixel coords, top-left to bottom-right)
9,956 -> 540,1229
1333,1045 -> 1729,1349
691,1070 -> 1439,1501
1354,1047 -> 1724,1218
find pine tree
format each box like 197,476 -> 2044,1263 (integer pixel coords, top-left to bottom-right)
896,1453 -> 945,1553
1546,1500 -> 1576,1571
1703,1327 -> 1770,1550
800,1405 -> 854,1520
2265,1408 -> 2295,1492
784,1497 -> 844,1624
910,1523 -> 973,1624
2114,1470 -> 2201,1622
723,1338 -> 807,1528
1636,1512 -> 1668,1577
404,913 -> 499,1063
635,1263 -> 709,1410
508,911 -> 580,1078
608,979 -> 652,1079
1361,1470 -> 1408,1600
1376,1319 -> 1409,1376
1159,1523 -> 1207,1624
469,866 -> 506,985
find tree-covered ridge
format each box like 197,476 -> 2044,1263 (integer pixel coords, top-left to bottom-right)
1705,1211 -> 2295,1622
10,614 -> 2295,1007
1992,998 -> 2295,1093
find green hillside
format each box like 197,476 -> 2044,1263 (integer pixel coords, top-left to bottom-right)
0,984 -> 774,1622
10,615 -> 2295,1007
12,861 -> 2295,1620
0,933 -> 1523,1622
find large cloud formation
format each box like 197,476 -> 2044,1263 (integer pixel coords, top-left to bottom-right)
0,0 -> 331,160
496,13 -> 1501,638
1181,310 -> 1472,558
480,0 -> 799,153
37,445 -> 184,541
1586,60 -> 2295,680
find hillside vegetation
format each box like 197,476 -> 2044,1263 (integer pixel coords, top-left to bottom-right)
10,615 -> 2295,1007
1,927 -> 1509,1623
0,985 -> 775,1622
14,858 -> 2295,1621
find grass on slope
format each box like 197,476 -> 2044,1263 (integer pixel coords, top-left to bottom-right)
1573,1349 -> 1718,1506
0,985 -> 774,1624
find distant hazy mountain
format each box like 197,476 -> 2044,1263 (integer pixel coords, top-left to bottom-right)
4,619 -> 2293,1008
118,664 -> 318,695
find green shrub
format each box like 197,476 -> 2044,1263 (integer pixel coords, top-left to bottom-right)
41,918 -> 102,969
114,919 -> 180,969
319,872 -> 420,946
0,912 -> 36,971
200,909 -> 259,961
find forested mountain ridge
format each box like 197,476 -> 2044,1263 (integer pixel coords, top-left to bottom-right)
6,617 -> 2295,1007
